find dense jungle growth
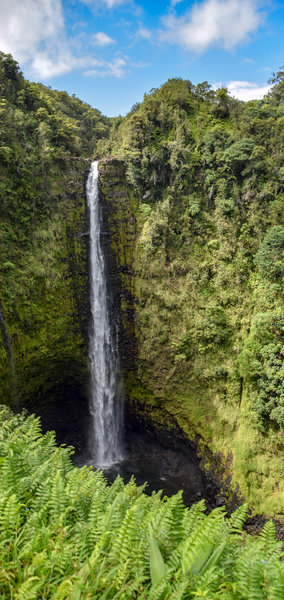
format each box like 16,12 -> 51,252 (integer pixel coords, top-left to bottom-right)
98,70 -> 284,516
0,52 -> 111,437
0,51 -> 283,520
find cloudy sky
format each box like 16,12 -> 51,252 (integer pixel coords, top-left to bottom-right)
0,0 -> 283,116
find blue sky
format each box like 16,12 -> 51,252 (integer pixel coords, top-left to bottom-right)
1,1 -> 283,116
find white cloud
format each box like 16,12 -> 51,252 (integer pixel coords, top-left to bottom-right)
0,0 -> 125,80
136,24 -> 152,40
130,60 -> 150,68
80,0 -> 127,9
0,0 -> 64,63
84,57 -> 127,78
32,52 -> 74,79
243,57 -> 255,63
227,80 -> 272,101
32,53 -> 100,79
102,0 -> 127,6
92,32 -> 116,46
0,0 -> 79,78
160,0 -> 262,52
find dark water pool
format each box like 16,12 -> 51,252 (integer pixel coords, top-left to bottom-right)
75,425 -> 218,508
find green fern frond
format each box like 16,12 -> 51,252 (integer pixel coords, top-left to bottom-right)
268,565 -> 284,600
227,503 -> 249,533
110,503 -> 140,562
149,532 -> 167,586
168,578 -> 188,600
0,493 -> 20,533
182,499 -> 207,538
13,576 -> 41,600
234,546 -> 266,599
260,519 -> 276,541
105,474 -> 125,504
50,579 -> 72,600
147,579 -> 171,600
181,507 -> 227,577
50,471 -> 68,521
0,410 -> 283,599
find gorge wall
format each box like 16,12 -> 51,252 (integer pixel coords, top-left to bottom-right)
97,75 -> 283,517
0,53 -> 111,449
99,152 -> 284,517
0,153 -> 91,448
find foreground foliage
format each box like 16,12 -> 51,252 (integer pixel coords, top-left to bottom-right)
0,410 -> 283,599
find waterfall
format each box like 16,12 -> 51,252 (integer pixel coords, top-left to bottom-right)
86,160 -> 124,467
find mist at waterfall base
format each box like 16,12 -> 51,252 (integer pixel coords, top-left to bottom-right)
82,161 -> 216,507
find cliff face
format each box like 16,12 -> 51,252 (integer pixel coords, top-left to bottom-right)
98,74 -> 284,517
99,155 -> 283,517
0,157 -> 91,446
99,159 -> 137,374
0,53 -> 111,447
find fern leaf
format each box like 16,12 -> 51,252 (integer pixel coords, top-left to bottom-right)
149,532 -> 167,586
14,576 -> 41,600
228,503 -> 249,533
269,566 -> 284,600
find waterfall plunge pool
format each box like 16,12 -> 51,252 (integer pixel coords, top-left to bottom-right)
74,421 -> 219,509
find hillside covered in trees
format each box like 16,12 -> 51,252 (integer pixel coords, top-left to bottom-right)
0,51 -> 283,521
99,70 -> 284,516
0,52 -> 111,445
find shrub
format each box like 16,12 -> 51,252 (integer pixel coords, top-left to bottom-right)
254,226 -> 284,281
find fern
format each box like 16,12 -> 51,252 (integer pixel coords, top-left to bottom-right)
181,507 -> 226,576
0,493 -> 20,534
149,532 -> 167,586
147,579 -> 171,600
269,567 -> 284,600
257,519 -> 283,560
110,503 -> 140,562
13,576 -> 42,600
0,410 -> 283,600
227,503 -> 249,533
50,471 -> 68,521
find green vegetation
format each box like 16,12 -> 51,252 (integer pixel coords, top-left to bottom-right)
0,52 -> 283,516
99,72 -> 284,515
0,408 -> 283,599
254,226 -> 284,281
0,52 -> 111,414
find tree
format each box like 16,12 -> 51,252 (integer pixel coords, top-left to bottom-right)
254,226 -> 284,280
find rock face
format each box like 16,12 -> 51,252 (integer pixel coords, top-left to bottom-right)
99,158 -> 137,375
97,157 -> 284,519
0,52 -> 111,446
0,158 -> 90,448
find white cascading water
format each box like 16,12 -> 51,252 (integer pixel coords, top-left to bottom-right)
86,160 -> 123,467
